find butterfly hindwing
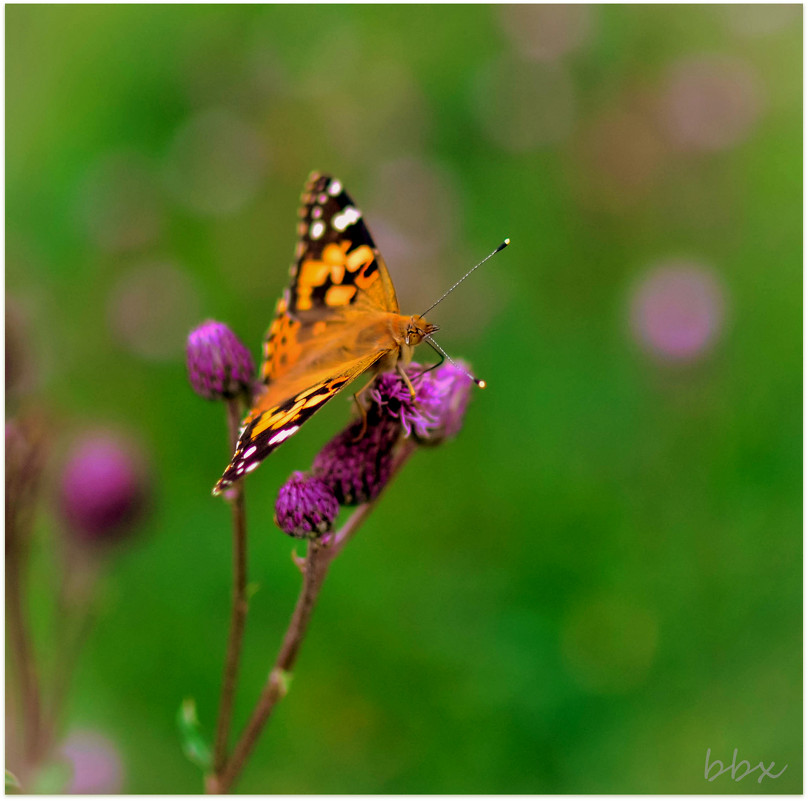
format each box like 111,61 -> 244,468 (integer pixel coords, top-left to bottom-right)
213,350 -> 387,493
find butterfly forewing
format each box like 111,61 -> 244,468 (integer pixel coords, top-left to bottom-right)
261,173 -> 398,385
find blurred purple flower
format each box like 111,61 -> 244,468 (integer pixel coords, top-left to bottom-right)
186,320 -> 255,401
61,730 -> 125,794
312,415 -> 400,506
274,471 -> 339,539
58,434 -> 149,544
630,262 -> 727,362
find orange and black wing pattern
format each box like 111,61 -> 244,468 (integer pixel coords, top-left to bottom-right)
261,172 -> 398,384
213,173 -> 397,494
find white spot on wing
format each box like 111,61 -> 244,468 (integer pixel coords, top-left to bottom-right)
328,179 -> 342,195
312,206 -> 322,219
269,425 -> 300,446
310,220 -> 325,239
243,446 -> 257,459
333,206 -> 361,231
318,193 -> 327,204
245,462 -> 260,473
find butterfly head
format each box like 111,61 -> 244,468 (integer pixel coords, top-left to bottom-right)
404,315 -> 439,346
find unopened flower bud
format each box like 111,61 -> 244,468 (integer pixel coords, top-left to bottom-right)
274,471 -> 339,539
312,415 -> 401,506
186,320 -> 255,401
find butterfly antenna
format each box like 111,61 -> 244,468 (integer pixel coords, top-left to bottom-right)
420,238 -> 510,318
425,335 -> 487,389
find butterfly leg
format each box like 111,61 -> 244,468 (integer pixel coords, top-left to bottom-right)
412,339 -> 445,380
397,363 -> 417,401
352,393 -> 369,442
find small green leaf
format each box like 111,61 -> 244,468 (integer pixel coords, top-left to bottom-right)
246,581 -> 261,600
5,770 -> 21,791
177,697 -> 212,771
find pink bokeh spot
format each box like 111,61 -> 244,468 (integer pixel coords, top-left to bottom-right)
631,263 -> 727,362
499,4 -> 594,62
658,56 -> 763,152
61,730 -> 125,794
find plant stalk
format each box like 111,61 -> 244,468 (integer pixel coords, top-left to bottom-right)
211,398 -> 250,777
209,440 -> 418,793
6,538 -> 43,771
209,540 -> 329,793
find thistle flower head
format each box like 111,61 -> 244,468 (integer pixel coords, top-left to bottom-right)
368,362 -> 475,443
416,362 -> 475,444
58,433 -> 149,545
367,363 -> 443,438
186,320 -> 255,401
312,415 -> 401,506
274,471 -> 339,539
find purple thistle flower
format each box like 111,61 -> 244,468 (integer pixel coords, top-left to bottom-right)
186,320 -> 255,401
367,363 -> 443,438
311,362 -> 476,507
368,362 -> 475,443
58,433 -> 149,545
274,471 -> 339,539
312,415 -> 401,506
415,362 -> 475,444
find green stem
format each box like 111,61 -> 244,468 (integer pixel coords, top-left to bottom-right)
211,399 -> 250,778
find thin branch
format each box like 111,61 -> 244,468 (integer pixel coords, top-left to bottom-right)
5,443 -> 46,774
209,439 -> 419,793
44,555 -> 99,755
210,540 -> 329,793
6,538 -> 43,768
211,398 -> 250,776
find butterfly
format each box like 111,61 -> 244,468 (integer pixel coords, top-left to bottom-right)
213,172 -> 440,495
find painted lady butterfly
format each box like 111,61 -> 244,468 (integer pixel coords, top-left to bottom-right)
213,172 -> 441,495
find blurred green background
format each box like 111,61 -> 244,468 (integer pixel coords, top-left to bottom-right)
6,3 -> 802,794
